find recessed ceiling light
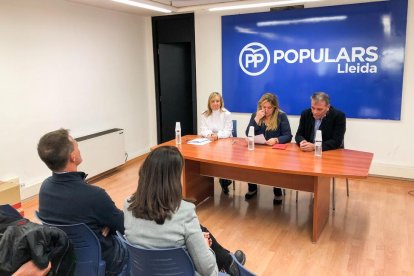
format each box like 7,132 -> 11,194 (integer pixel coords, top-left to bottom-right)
112,0 -> 173,13
209,0 -> 322,12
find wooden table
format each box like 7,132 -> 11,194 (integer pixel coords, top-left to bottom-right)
155,135 -> 373,242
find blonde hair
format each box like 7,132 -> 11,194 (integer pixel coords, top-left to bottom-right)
257,93 -> 280,131
203,92 -> 224,116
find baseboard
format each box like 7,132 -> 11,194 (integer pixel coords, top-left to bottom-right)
21,181 -> 42,200
370,162 -> 414,180
127,148 -> 149,161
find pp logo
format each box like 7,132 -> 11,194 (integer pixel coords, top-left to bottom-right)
239,42 -> 270,76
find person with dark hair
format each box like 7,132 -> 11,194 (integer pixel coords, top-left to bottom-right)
244,93 -> 293,205
295,92 -> 346,152
200,92 -> 233,194
37,129 -> 128,276
124,146 -> 246,276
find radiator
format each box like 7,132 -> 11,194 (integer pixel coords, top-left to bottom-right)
76,128 -> 126,179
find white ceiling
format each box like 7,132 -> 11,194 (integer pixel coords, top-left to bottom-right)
67,0 -> 248,16
156,0 -> 244,8
67,0 -> 379,17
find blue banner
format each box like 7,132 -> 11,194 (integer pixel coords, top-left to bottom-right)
222,0 -> 407,120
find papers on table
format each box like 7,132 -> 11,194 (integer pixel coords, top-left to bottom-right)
187,138 -> 211,146
254,134 -> 266,144
244,134 -> 266,144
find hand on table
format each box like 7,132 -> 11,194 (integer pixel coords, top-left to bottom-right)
299,140 -> 315,152
207,134 -> 218,141
266,138 -> 279,146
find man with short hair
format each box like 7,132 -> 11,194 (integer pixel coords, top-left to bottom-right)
295,92 -> 346,151
37,129 -> 127,276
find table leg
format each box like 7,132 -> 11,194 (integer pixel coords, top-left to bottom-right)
182,159 -> 214,204
312,176 -> 330,242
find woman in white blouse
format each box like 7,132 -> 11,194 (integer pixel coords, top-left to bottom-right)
200,92 -> 233,193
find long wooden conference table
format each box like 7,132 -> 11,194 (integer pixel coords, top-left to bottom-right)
156,135 -> 373,242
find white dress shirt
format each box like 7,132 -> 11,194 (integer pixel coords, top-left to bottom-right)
200,109 -> 233,138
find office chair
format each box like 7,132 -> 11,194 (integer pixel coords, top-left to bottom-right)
232,119 -> 237,138
231,254 -> 256,276
231,119 -> 286,196
295,140 -> 349,210
231,119 -> 237,190
0,204 -> 22,218
330,140 -> 350,210
117,231 -> 228,275
332,177 -> 349,211
35,211 -> 106,276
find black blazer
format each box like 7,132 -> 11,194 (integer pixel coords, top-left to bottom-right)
295,106 -> 346,151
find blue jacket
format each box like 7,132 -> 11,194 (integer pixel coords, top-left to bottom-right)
39,172 -> 124,270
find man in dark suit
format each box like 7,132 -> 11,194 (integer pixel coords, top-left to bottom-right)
295,92 -> 346,151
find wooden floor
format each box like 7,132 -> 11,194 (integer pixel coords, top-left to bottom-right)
23,157 -> 414,275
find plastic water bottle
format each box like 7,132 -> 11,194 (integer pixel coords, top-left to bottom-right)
315,130 -> 322,157
248,126 -> 254,151
175,122 -> 181,145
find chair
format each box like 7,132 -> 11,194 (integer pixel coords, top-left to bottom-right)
295,175 -> 349,208
117,231 -> 228,275
295,140 -> 350,210
231,119 -> 286,196
120,235 -> 194,275
232,119 -> 237,138
231,254 -> 256,276
232,119 -> 237,190
332,177 -> 349,211
331,140 -> 350,210
0,204 -> 22,218
35,211 -> 106,276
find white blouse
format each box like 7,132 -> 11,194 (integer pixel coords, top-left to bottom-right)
200,109 -> 233,138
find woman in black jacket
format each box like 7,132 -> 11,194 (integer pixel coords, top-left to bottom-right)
244,92 -> 293,205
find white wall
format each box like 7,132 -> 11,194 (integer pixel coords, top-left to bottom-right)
0,0 -> 156,194
195,0 -> 414,178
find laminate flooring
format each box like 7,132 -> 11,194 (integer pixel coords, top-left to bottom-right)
22,157 -> 414,275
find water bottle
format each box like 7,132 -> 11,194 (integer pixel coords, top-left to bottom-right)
314,130 -> 322,157
248,126 -> 254,151
175,122 -> 181,145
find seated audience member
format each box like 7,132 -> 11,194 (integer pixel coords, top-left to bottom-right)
37,129 -> 128,276
295,92 -> 346,152
245,93 -> 292,205
124,146 -> 246,276
0,208 -> 75,275
200,91 -> 233,193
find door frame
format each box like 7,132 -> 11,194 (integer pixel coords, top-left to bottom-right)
152,13 -> 197,144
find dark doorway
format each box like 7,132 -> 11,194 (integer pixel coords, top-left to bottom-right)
152,14 -> 197,144
158,43 -> 192,142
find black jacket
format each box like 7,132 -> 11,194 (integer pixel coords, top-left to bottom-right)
0,214 -> 75,276
295,106 -> 346,151
245,111 -> 293,143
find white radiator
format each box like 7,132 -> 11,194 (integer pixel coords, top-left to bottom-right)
76,128 -> 126,179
